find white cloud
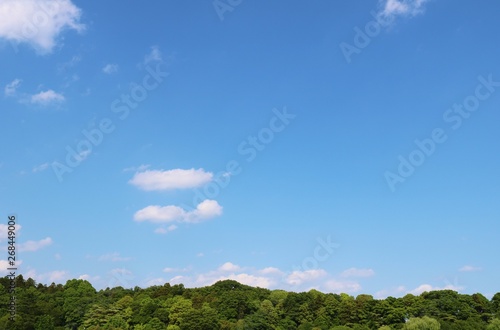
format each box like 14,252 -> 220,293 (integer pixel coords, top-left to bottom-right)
25,269 -> 70,284
4,79 -> 22,96
459,265 -> 482,272
18,237 -> 52,252
0,0 -> 84,54
340,268 -> 375,278
258,267 -> 283,275
144,45 -> 162,64
134,199 -> 223,224
98,253 -> 131,262
285,269 -> 327,286
129,168 -> 213,191
325,279 -> 362,293
31,89 -> 64,105
378,0 -> 429,19
33,162 -> 49,172
375,286 -> 407,299
154,224 -> 178,234
219,262 -> 241,272
102,63 -> 118,74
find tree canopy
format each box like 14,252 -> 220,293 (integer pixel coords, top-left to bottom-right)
0,276 -> 498,329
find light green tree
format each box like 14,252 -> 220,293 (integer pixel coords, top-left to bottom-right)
402,316 -> 440,330
487,318 -> 500,330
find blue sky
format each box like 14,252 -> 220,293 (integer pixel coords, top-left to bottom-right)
1,0 -> 500,298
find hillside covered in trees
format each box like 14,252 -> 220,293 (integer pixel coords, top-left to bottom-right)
1,276 -> 500,329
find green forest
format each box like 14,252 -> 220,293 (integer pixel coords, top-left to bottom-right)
1,276 -> 500,330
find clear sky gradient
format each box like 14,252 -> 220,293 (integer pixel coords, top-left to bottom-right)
1,0 -> 499,298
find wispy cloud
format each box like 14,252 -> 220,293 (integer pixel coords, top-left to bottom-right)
378,0 -> 430,19
4,79 -> 22,96
129,168 -> 213,191
154,224 -> 177,234
31,89 -> 65,105
459,265 -> 482,272
0,0 -> 85,54
18,237 -> 53,252
134,199 -> 223,224
123,164 -> 150,172
33,162 -> 50,173
102,63 -> 118,74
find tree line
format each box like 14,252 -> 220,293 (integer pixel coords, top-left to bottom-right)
1,275 -> 500,329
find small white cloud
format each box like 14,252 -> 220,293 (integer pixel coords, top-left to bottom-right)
31,89 -> 64,105
259,267 -> 283,275
18,237 -> 52,252
459,265 -> 482,272
340,268 -> 375,278
219,262 -> 241,272
98,252 -> 131,262
0,0 -> 85,54
325,279 -> 362,293
102,63 -> 118,74
129,168 -> 213,191
4,79 -> 22,96
375,286 -> 407,299
144,45 -> 162,64
378,0 -> 429,19
25,269 -> 69,283
196,252 -> 204,257
33,162 -> 49,173
154,224 -> 177,234
286,269 -> 327,286
134,199 -> 222,224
